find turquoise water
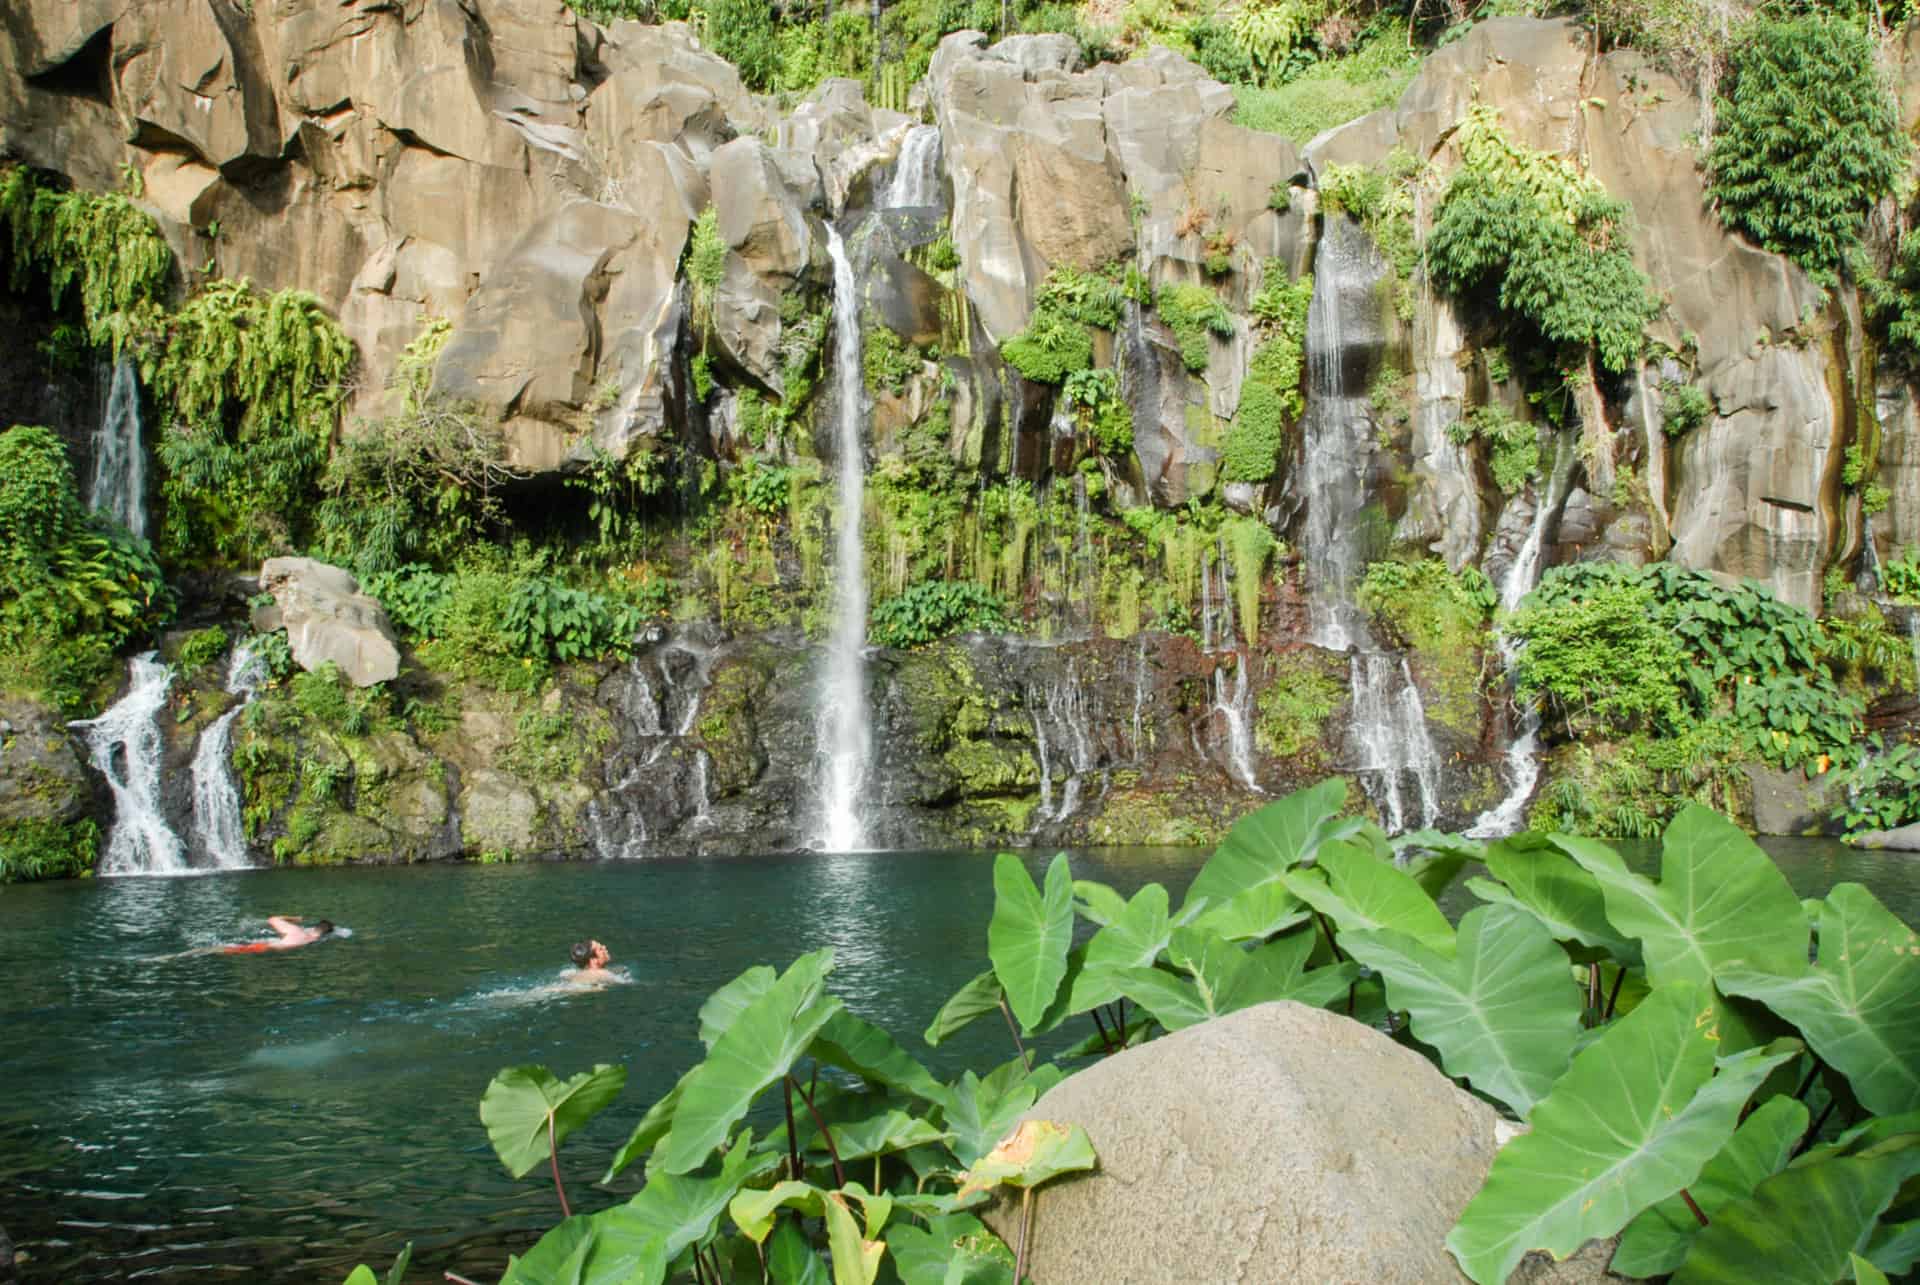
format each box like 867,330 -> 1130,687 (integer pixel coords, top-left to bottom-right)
1,839 -> 1917,1282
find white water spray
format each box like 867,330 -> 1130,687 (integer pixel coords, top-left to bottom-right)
814,225 -> 872,851
90,356 -> 149,539
1469,433 -> 1578,837
190,646 -> 266,869
1299,217 -> 1441,830
883,125 -> 943,210
79,654 -> 187,876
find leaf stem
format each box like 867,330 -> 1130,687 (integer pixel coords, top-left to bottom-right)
444,1275 -> 485,1285
1679,1187 -> 1709,1228
998,994 -> 1033,1071
1089,1006 -> 1114,1054
1013,1185 -> 1035,1285
1603,965 -> 1627,1021
548,1113 -> 571,1219
792,1073 -> 848,1188
782,1075 -> 802,1181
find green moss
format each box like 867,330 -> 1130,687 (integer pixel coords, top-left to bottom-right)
1155,284 -> 1233,373
1256,650 -> 1345,765
943,739 -> 1040,795
1357,559 -> 1496,740
1087,788 -> 1216,846
1000,311 -> 1093,385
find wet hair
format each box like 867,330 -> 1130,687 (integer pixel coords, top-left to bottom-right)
316,920 -> 335,936
571,940 -> 594,968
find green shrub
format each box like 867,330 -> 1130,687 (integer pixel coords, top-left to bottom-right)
176,626 -> 229,677
0,817 -> 98,882
1155,283 -> 1233,372
1707,17 -> 1907,282
1427,107 -> 1656,374
0,425 -> 173,711
870,580 -> 1012,647
1222,383 -> 1286,484
687,208 -> 726,293
0,165 -> 173,349
1660,380 -> 1710,437
1227,268 -> 1314,483
1446,404 -> 1539,495
1832,735 -> 1920,833
1220,515 -> 1275,645
1227,19 -> 1417,141
1000,311 -> 1094,385
863,320 -> 920,394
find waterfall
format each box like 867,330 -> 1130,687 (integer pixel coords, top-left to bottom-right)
1469,433 -> 1578,837
78,654 -> 187,876
1299,216 -> 1440,831
1130,635 -> 1149,761
814,222 -> 872,851
190,645 -> 266,869
1030,664 -> 1098,821
1212,654 -> 1262,793
883,125 -> 943,210
89,356 -> 149,539
588,639 -> 718,858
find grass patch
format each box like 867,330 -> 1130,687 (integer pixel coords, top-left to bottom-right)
1229,28 -> 1419,144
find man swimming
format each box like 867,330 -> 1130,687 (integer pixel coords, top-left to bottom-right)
221,916 -> 335,954
564,939 -> 615,985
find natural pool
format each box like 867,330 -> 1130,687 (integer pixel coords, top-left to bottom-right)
1,838 -> 1916,1283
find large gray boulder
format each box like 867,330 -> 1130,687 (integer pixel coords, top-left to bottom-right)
253,557 -> 401,688
982,1002 -> 1615,1284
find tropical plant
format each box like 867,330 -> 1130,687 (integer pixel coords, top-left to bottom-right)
1154,283 -> 1233,373
870,580 -> 1012,648
1830,736 -> 1920,834
1707,16 -> 1907,283
0,165 -> 173,349
1446,404 -> 1540,495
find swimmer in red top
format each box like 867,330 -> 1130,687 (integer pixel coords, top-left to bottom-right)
222,915 -> 335,954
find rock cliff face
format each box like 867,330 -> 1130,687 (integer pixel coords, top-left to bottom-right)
4,2 -> 1915,858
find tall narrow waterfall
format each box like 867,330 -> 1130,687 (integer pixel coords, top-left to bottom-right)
883,125 -> 942,210
190,646 -> 266,869
79,654 -> 187,876
1300,217 -> 1440,831
90,356 -> 149,539
814,225 -> 872,851
1469,432 -> 1577,836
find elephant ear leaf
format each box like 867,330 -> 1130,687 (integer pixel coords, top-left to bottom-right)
1611,1095 -> 1809,1278
1342,904 -> 1583,1117
1670,1136 -> 1920,1284
924,970 -> 1004,1048
1444,983 -> 1798,1285
1182,778 -> 1357,940
1719,883 -> 1920,1116
1282,838 -> 1453,949
1550,806 -> 1806,1044
988,852 -> 1073,1032
480,1063 -> 628,1179
1468,833 -> 1639,964
660,949 -> 841,1174
1064,883 -> 1171,1014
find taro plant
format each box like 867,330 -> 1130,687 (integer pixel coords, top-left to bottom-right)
450,779 -> 1920,1284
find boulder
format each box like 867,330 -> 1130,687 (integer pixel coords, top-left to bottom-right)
253,557 -> 401,688
0,697 -> 92,825
1846,822 -> 1920,851
1746,763 -> 1838,837
981,1002 -> 1613,1283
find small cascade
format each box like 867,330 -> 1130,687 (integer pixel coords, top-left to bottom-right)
1468,433 -> 1578,837
1030,664 -> 1099,821
813,224 -> 873,852
883,125 -> 943,210
1130,635 -> 1150,761
587,638 -> 719,858
90,356 -> 149,539
1212,654 -> 1262,793
190,646 -> 266,869
78,654 -> 187,876
1299,215 -> 1441,830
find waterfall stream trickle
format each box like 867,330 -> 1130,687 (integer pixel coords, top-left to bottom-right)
90,356 -> 149,539
78,654 -> 187,876
1300,216 -> 1440,831
883,125 -> 943,210
814,225 -> 872,851
190,646 -> 266,869
1469,432 -> 1578,837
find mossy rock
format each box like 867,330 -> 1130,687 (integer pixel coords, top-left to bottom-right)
1087,787 -> 1220,846
942,738 -> 1040,797
1254,649 -> 1348,769
695,655 -> 771,797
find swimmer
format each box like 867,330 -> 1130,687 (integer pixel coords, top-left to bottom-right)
567,938 -> 613,984
221,915 -> 335,954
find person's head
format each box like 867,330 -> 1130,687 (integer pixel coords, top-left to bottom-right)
315,920 -> 334,936
571,939 -> 608,969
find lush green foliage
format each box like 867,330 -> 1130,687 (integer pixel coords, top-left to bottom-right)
1224,268 -> 1312,484
1661,379 -> 1712,437
1228,21 -> 1418,142
1446,404 -> 1540,495
870,580 -> 1012,648
1509,561 -> 1863,772
1000,266 -> 1133,385
1707,17 -> 1907,282
1428,107 -> 1657,374
862,320 -> 921,395
1154,282 -> 1233,372
0,426 -> 173,711
0,816 -> 99,882
136,279 -> 356,561
0,166 -> 172,349
1359,557 -> 1496,640
1831,736 -> 1920,833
